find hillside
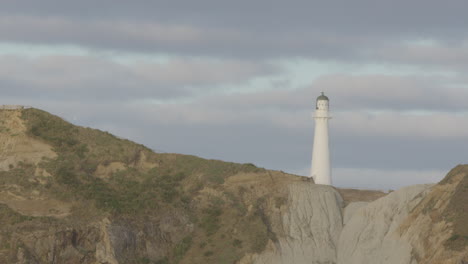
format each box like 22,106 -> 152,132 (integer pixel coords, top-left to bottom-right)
0,108 -> 315,263
0,108 -> 466,264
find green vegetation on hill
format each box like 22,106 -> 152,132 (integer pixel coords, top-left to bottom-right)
23,108 -> 151,164
440,165 -> 468,251
0,204 -> 33,225
2,108 -> 273,263
20,109 -> 261,213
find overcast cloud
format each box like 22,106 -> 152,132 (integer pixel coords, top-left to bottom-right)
0,1 -> 467,189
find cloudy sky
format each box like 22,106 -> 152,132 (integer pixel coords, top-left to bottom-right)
1,0 -> 467,190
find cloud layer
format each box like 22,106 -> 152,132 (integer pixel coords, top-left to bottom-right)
0,1 -> 467,189
1,1 -> 468,60
0,55 -> 278,100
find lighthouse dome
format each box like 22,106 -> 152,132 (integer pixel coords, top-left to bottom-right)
317,92 -> 329,101
316,92 -> 329,110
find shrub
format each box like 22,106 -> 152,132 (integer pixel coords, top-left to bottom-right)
155,257 -> 169,264
232,239 -> 242,248
173,236 -> 192,262
200,205 -> 223,236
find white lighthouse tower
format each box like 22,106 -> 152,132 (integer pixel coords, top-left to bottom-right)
310,92 -> 332,185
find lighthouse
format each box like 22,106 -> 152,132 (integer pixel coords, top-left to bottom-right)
310,92 -> 332,185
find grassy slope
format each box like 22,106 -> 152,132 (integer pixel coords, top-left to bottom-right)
439,165 -> 468,251
21,109 -> 261,213
11,108 -> 274,263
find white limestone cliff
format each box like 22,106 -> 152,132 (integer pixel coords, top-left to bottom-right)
241,183 -> 343,264
242,182 -> 463,264
337,184 -> 432,264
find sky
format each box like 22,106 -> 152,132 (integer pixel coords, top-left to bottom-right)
1,0 -> 467,190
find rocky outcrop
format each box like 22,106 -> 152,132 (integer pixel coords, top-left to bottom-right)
3,211 -> 193,264
241,183 -> 343,264
397,165 -> 468,264
250,166 -> 468,264
337,184 -> 432,264
241,183 -> 433,264
342,201 -> 368,224
0,110 -> 56,171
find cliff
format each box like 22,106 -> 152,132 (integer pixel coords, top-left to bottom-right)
0,108 -> 310,264
337,165 -> 468,264
240,183 -> 343,264
0,108 -> 467,264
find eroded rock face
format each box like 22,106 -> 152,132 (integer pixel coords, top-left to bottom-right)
0,110 -> 56,171
398,166 -> 468,264
9,225 -> 101,264
337,184 -> 432,264
342,201 -> 368,224
242,183 -> 343,264
335,167 -> 468,264
252,167 -> 468,264
243,183 -> 433,264
4,211 -> 193,264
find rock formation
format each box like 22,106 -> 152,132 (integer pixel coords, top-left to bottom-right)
337,184 -> 432,264
241,184 -> 343,264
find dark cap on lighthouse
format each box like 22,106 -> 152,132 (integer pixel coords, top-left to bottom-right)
316,92 -> 329,101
